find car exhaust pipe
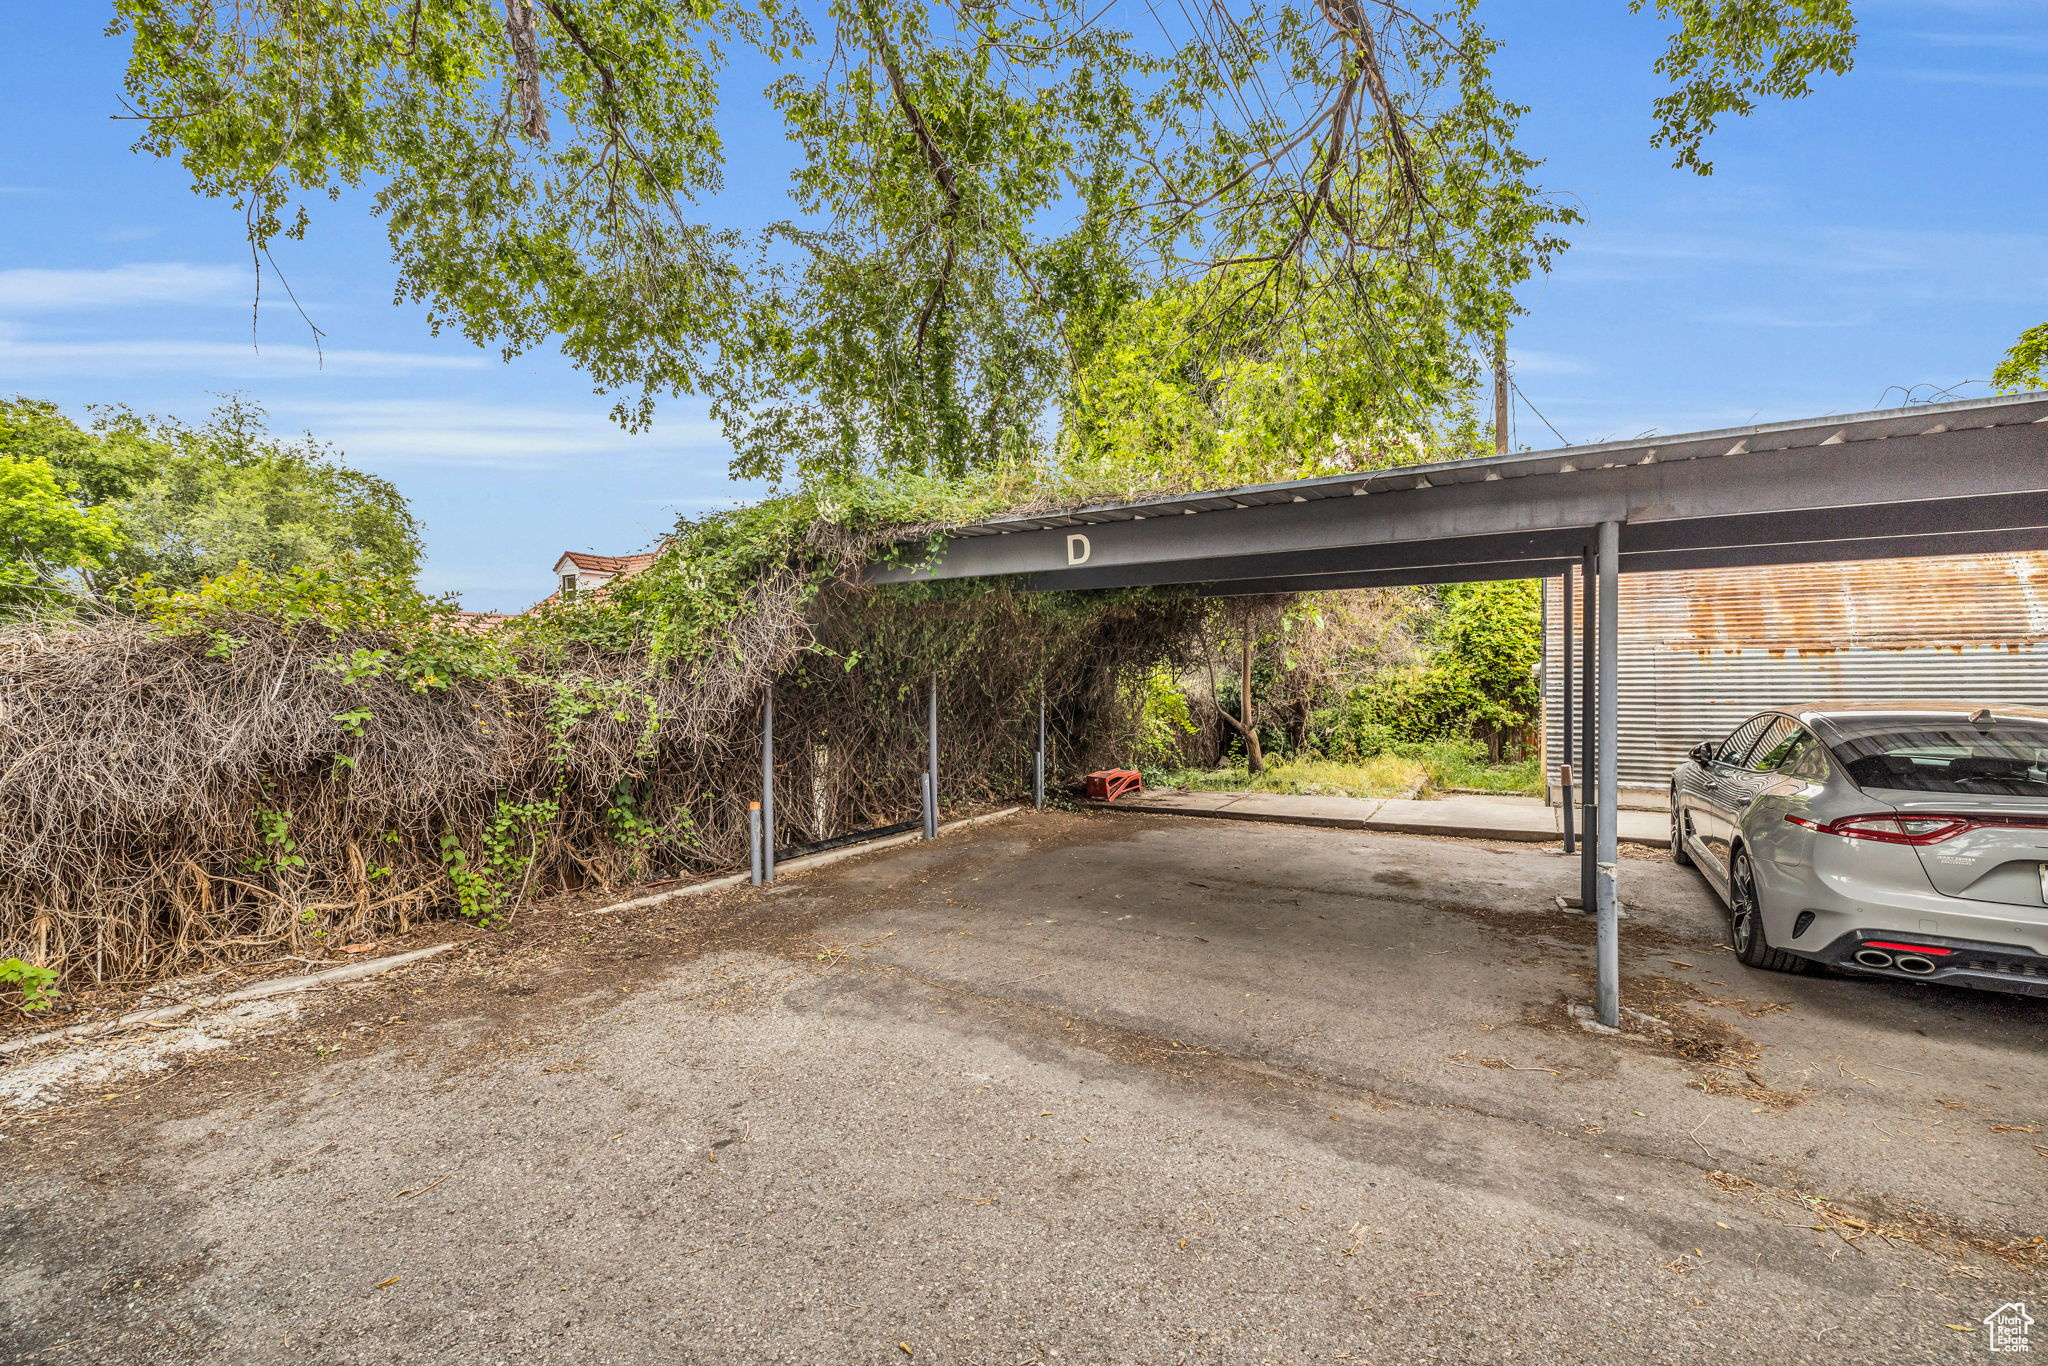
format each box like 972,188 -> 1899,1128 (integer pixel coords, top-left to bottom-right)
1892,954 -> 1939,976
1853,948 -> 1896,970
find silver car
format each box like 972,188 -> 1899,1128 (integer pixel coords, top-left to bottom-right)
1670,702 -> 2048,996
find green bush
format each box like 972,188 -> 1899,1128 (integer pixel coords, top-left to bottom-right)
1131,668 -> 1199,765
0,957 -> 59,1013
1310,579 -> 1539,757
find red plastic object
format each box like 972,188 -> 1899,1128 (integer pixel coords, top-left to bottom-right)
1085,769 -> 1144,802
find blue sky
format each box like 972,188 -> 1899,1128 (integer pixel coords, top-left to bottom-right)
4,3 -> 2043,612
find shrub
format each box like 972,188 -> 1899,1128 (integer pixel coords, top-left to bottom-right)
0,957 -> 59,1012
0,520 -> 1202,986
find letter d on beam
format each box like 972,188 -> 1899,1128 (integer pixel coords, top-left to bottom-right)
1066,533 -> 1091,565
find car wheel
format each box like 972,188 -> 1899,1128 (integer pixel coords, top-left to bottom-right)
1729,848 -> 1807,973
1670,798 -> 1694,867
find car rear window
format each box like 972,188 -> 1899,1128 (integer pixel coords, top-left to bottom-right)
1833,723 -> 2048,796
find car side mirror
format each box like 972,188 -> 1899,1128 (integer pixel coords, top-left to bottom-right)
1689,742 -> 1718,764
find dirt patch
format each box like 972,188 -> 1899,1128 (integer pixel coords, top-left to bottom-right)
1689,1067 -> 1808,1110
1703,1169 -> 2048,1280
1422,898 -> 1723,958
1518,971 -> 1809,1109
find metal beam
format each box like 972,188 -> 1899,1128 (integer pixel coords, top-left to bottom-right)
1595,522 -> 1621,1029
1560,568 -> 1575,857
923,674 -> 939,840
761,688 -> 776,882
1199,557 -> 1579,597
1034,694 -> 1046,811
1184,519 -> 2048,598
1580,545 -> 1596,920
870,413 -> 2048,588
1040,527 -> 1581,593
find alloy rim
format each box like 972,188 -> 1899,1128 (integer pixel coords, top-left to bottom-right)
1730,857 -> 1756,953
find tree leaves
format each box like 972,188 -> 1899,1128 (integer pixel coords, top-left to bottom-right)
1633,0 -> 1857,175
109,2 -> 1895,493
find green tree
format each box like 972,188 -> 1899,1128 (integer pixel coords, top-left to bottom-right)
1993,324 -> 2048,393
0,395 -> 423,593
113,1 -> 1867,490
0,453 -> 124,614
123,3 -> 1999,483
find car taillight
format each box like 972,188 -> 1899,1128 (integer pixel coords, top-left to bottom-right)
1783,812 -> 1974,845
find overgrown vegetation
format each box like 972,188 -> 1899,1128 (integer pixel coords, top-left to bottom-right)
1137,578 -> 1541,780
0,479 -> 1208,994
0,412 -> 1551,1005
1145,727 -> 1545,803
1150,744 -> 1543,802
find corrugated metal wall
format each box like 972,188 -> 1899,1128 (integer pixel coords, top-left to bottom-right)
1543,551 -> 2048,808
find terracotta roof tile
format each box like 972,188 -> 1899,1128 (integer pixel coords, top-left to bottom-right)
559,550 -> 660,576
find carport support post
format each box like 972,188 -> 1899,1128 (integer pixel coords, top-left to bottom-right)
1580,545 -> 1597,917
761,687 -> 776,882
923,673 -> 939,840
1034,693 -> 1046,811
1560,569 -> 1575,855
1595,520 -> 1622,1029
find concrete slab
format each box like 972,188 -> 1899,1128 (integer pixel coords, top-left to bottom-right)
1181,791 -> 1383,828
1097,788 -> 1670,846
1613,807 -> 1668,846
1099,789 -> 1249,817
1368,793 -> 1555,841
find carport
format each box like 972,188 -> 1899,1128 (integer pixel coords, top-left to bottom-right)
866,391 -> 2048,1027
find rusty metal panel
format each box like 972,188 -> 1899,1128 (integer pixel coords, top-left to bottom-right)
1544,552 -> 2048,805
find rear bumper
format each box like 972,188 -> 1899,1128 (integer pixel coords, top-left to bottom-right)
1760,834 -> 2048,960
1801,929 -> 2048,998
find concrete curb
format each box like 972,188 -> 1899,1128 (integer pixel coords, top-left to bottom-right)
1100,800 -> 1374,833
1088,798 -> 1669,848
575,805 -> 1026,917
0,943 -> 459,1059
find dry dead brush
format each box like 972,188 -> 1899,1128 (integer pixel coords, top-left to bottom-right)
0,578 -> 1202,990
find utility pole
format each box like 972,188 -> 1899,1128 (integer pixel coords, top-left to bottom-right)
1492,332 -> 1510,456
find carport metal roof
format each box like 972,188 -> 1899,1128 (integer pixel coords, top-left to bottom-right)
868,391 -> 2048,594
862,389 -> 2048,1030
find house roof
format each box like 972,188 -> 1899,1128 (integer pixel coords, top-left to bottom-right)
448,610 -> 513,633
554,550 -> 661,577
534,545 -> 665,612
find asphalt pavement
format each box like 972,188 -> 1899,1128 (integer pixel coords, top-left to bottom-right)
5,811 -> 2043,1364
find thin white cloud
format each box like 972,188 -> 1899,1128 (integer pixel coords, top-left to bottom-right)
1902,30 -> 2048,52
1565,225 -> 2048,285
1888,67 -> 2048,87
0,328 -> 485,378
275,397 -> 728,470
0,262 -> 246,311
651,494 -> 756,509
1692,305 -> 1871,330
